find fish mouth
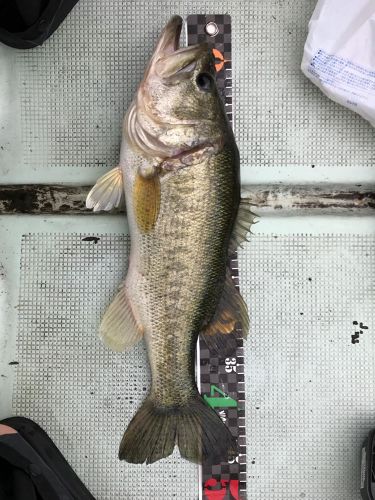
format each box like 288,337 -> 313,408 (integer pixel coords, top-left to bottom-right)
154,15 -> 183,57
151,16 -> 209,79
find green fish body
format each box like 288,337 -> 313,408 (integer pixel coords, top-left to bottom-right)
86,16 -> 254,464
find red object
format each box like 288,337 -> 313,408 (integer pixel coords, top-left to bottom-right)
204,478 -> 240,500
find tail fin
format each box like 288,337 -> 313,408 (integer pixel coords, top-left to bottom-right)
119,393 -> 236,464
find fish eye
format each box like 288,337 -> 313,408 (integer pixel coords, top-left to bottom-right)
196,72 -> 214,92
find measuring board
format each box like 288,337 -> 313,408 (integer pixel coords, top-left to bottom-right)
187,15 -> 246,500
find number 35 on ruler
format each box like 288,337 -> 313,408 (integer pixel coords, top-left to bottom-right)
225,357 -> 236,373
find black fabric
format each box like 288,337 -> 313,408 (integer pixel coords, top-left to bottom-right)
0,418 -> 95,500
0,0 -> 79,49
0,460 -> 39,500
0,434 -> 73,499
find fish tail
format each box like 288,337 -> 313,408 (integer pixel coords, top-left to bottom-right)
119,392 -> 237,464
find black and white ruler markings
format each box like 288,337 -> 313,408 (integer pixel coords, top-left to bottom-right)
187,15 -> 246,500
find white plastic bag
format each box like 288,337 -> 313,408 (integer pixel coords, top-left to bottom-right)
301,0 -> 375,126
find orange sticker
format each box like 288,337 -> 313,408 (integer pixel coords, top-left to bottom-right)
212,48 -> 230,72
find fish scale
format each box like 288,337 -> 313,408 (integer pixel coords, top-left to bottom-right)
139,154 -> 236,405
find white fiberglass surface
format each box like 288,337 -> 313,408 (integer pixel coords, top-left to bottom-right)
0,215 -> 374,498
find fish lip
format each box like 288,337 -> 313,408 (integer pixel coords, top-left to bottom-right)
156,15 -> 183,56
170,15 -> 183,52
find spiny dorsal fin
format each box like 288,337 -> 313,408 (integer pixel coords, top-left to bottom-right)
99,285 -> 143,352
229,199 -> 257,251
133,173 -> 161,233
86,167 -> 124,212
200,268 -> 249,353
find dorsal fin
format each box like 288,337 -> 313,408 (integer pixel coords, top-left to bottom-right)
230,199 -> 257,251
200,268 -> 249,353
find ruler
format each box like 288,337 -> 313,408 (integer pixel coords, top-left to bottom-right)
187,15 -> 246,500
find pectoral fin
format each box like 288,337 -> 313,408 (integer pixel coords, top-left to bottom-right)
99,285 -> 143,352
133,173 -> 161,233
86,167 -> 124,212
230,199 -> 257,251
200,269 -> 249,353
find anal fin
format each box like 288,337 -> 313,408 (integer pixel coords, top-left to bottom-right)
200,268 -> 249,353
100,285 -> 143,352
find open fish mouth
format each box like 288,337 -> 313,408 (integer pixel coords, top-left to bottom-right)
156,15 -> 183,55
150,16 -> 209,78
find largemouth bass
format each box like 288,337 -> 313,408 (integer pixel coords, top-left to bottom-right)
86,16 -> 254,465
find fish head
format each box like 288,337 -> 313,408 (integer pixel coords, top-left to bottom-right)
126,16 -> 229,163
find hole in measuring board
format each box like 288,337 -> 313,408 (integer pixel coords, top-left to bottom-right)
205,22 -> 219,37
